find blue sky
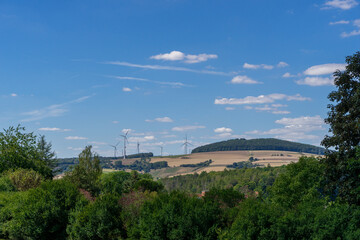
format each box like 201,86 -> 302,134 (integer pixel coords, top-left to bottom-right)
1,0 -> 359,157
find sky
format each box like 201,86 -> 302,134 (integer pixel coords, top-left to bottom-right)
0,0 -> 359,158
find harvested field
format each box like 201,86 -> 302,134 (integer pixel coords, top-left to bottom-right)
150,150 -> 321,178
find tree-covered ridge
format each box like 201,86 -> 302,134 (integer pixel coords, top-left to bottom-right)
192,138 -> 325,155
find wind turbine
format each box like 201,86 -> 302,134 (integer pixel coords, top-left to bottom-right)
137,141 -> 140,154
160,146 -> 163,156
120,130 -> 129,159
109,141 -> 120,158
181,134 -> 193,155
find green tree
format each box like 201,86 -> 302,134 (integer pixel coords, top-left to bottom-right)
37,135 -> 58,175
66,145 -> 102,195
0,179 -> 83,240
321,51 -> 360,204
134,191 -> 220,240
0,125 -> 52,179
67,194 -> 124,240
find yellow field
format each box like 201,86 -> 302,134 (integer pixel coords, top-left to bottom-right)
150,150 -> 320,178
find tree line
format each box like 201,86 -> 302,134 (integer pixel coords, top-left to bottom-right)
191,138 -> 325,154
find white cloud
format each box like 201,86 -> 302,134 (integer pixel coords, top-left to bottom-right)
123,87 -> 132,92
245,104 -> 291,115
277,61 -> 289,68
354,19 -> 360,27
214,93 -> 310,105
304,63 -> 346,75
214,127 -> 233,133
129,135 -> 155,143
122,129 -> 132,134
112,121 -> 119,124
231,75 -> 261,84
243,63 -> 274,70
324,0 -> 358,10
106,61 -> 229,76
296,77 -> 334,86
247,115 -> 324,141
38,127 -> 71,132
172,125 -> 205,132
341,20 -> 360,37
225,107 -> 235,111
184,53 -> 218,63
150,50 -> 218,64
329,20 -> 350,25
21,95 -> 91,122
275,115 -> 324,131
151,51 -> 185,61
68,147 -> 84,151
341,29 -> 360,37
272,110 -> 291,114
88,141 -> 107,145
65,136 -> 88,140
146,117 -> 174,123
10,93 -> 17,97
39,127 -> 61,131
282,72 -> 296,78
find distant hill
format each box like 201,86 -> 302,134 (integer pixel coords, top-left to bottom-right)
191,138 -> 325,155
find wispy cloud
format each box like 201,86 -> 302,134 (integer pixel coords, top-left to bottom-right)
65,136 -> 88,140
231,75 -> 262,84
323,0 -> 358,10
104,61 -> 231,76
329,20 -> 350,25
243,61 -> 288,70
244,104 -> 290,115
243,63 -> 274,70
146,117 -> 174,123
341,19 -> 360,37
110,75 -> 188,87
172,125 -> 206,132
38,127 -> 71,132
215,93 -> 310,105
150,50 -> 218,64
22,95 -> 92,122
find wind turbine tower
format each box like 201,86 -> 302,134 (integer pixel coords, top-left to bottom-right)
181,134 -> 193,155
160,146 -> 163,156
137,141 -> 140,154
109,141 -> 120,158
120,130 -> 129,159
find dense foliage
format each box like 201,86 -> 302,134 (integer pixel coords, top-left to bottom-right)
0,126 -> 55,179
192,138 -> 325,154
180,159 -> 212,168
160,166 -> 284,194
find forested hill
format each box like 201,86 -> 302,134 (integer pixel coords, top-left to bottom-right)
191,138 -> 325,155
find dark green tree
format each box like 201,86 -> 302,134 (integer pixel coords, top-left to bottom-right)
67,194 -> 124,240
66,145 -> 102,195
0,179 -> 83,240
321,51 -> 360,204
37,135 -> 58,175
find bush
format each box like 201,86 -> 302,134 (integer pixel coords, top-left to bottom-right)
8,168 -> 43,191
